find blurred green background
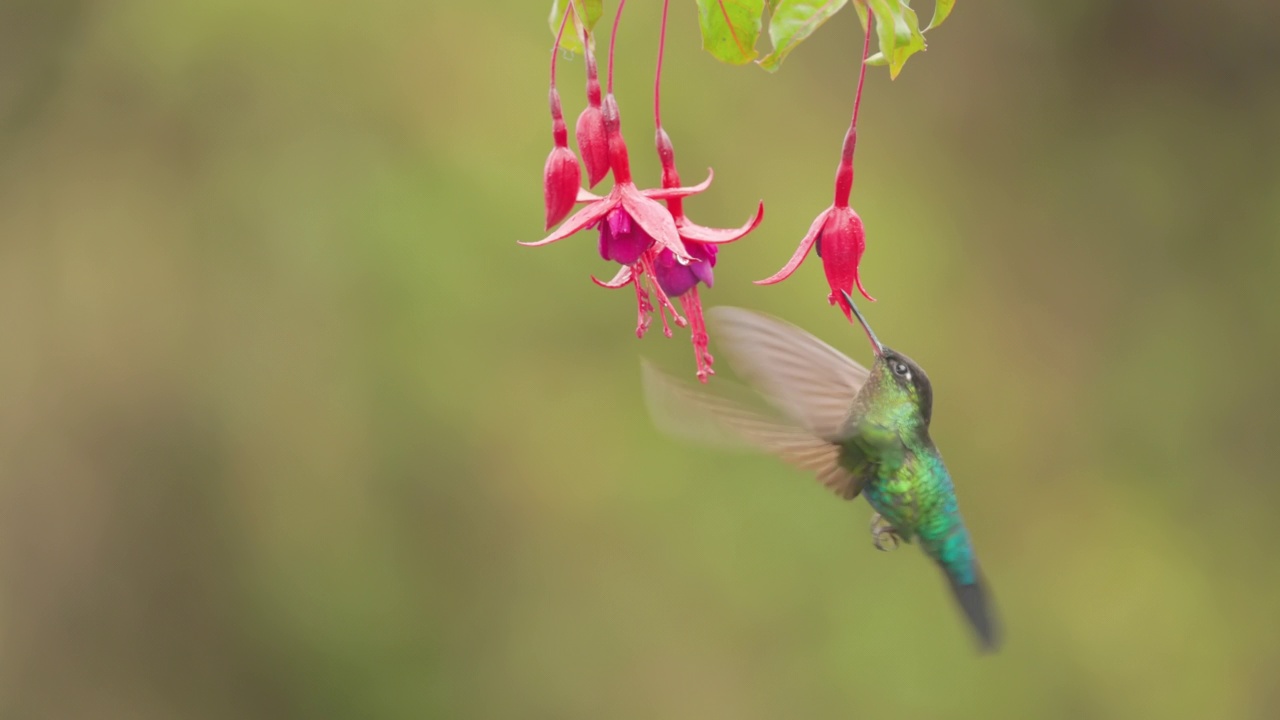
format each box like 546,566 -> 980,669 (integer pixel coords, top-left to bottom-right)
3,1 -> 1279,718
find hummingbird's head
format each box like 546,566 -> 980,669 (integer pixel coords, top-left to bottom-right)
873,349 -> 934,427
840,291 -> 935,428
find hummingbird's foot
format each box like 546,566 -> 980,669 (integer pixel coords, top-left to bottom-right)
869,513 -> 901,552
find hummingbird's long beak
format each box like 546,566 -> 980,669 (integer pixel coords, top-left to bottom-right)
841,290 -> 884,357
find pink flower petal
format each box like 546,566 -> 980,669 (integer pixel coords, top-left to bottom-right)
676,200 -> 764,244
642,168 -> 714,200
755,207 -> 831,285
591,265 -> 633,288
576,188 -> 604,203
852,269 -> 876,302
519,192 -> 619,247
621,188 -> 689,261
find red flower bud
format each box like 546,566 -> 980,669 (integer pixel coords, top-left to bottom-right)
576,106 -> 609,187
544,144 -> 580,230
576,42 -> 610,187
543,88 -> 581,229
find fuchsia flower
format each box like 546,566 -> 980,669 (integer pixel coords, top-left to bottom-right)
523,0 -> 762,383
543,88 -> 581,229
521,94 -> 709,268
542,7 -> 581,229
755,168 -> 872,320
593,125 -> 762,382
756,11 -> 878,321
575,43 -> 610,188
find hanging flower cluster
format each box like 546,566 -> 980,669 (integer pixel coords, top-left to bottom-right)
521,0 -> 763,383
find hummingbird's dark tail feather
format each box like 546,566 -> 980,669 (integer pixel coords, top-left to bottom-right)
945,571 -> 1001,652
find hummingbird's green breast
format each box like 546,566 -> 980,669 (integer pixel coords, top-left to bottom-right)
857,440 -> 978,587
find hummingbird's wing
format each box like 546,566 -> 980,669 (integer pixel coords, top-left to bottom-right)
642,361 -> 865,499
707,307 -> 870,441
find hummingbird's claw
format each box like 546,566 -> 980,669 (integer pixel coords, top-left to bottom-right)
869,513 -> 901,552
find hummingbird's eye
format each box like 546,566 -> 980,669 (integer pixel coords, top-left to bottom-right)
891,360 -> 911,379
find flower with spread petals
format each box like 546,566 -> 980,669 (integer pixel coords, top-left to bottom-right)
756,13 -> 877,321
594,129 -> 764,382
756,200 -> 871,320
521,95 -> 710,266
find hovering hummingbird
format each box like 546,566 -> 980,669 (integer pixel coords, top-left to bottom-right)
642,291 -> 1000,651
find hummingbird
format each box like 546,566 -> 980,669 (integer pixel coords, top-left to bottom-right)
642,291 -> 1000,651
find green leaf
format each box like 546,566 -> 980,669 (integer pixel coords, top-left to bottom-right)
927,0 -> 955,30
758,0 -> 849,73
885,3 -> 925,78
695,0 -> 767,65
549,0 -> 603,55
855,0 -> 926,79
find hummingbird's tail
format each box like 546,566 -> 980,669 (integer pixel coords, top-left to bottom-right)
944,569 -> 1001,652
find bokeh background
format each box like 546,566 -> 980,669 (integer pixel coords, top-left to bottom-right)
3,1 -> 1279,718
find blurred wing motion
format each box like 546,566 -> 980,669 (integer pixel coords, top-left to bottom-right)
641,360 -> 866,500
708,307 -> 869,440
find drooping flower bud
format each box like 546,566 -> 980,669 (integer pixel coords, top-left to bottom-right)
576,44 -> 610,187
544,147 -> 580,229
544,88 -> 581,229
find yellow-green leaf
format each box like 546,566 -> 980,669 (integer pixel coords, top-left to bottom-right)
695,0 -> 767,65
927,0 -> 955,30
855,0 -> 927,78
758,0 -> 848,72
548,0 -> 603,55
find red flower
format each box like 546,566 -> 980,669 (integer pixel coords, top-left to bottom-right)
521,95 -> 709,265
543,88 -> 581,229
542,7 -> 582,229
755,201 -> 871,320
755,11 -> 877,321
594,129 -> 763,382
575,43 -> 609,188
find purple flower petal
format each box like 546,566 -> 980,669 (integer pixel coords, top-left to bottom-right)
690,257 -> 715,288
598,208 -> 654,265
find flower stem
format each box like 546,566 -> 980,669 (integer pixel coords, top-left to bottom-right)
653,0 -> 683,212
549,2 -> 573,89
833,8 -> 874,208
654,0 -> 670,131
607,0 -> 628,94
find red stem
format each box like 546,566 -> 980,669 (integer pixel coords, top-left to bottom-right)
653,0 -> 683,217
833,8 -> 874,208
607,0 -> 628,94
549,2 -> 573,89
654,0 -> 670,131
850,5 -> 873,134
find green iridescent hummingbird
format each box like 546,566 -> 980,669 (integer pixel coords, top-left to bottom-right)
643,291 -> 1000,651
